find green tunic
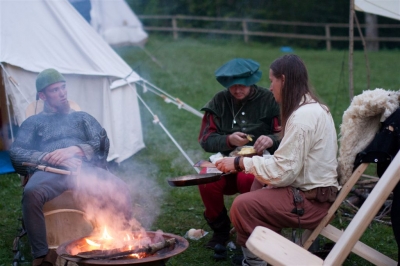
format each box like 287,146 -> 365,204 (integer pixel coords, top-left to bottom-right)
199,85 -> 280,155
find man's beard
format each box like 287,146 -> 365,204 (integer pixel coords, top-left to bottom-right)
231,86 -> 255,104
44,101 -> 71,114
57,102 -> 71,113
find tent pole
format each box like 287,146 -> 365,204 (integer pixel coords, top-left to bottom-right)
127,82 -> 199,174
137,93 -> 199,174
349,0 -> 355,101
0,64 -> 15,145
5,90 -> 14,144
354,13 -> 371,91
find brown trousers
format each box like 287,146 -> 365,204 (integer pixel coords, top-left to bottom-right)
230,180 -> 331,246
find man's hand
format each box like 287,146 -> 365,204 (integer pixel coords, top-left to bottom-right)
58,158 -> 82,169
253,135 -> 273,155
228,132 -> 250,147
42,146 -> 83,168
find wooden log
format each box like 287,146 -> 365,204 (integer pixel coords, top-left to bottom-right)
73,238 -> 176,260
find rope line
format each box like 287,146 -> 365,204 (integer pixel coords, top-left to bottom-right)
126,81 -> 199,174
137,79 -> 203,118
0,63 -> 31,104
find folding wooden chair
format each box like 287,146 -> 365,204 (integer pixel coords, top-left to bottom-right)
245,89 -> 400,265
246,151 -> 400,265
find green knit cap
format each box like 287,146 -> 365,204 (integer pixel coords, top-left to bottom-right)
35,68 -> 66,92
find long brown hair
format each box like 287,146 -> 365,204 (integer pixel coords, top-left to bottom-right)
270,54 -> 323,137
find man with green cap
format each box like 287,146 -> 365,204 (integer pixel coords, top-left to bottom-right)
10,68 -> 133,266
198,58 -> 281,250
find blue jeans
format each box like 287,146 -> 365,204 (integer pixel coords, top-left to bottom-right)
22,165 -> 132,258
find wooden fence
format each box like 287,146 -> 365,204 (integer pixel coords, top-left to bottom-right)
138,15 -> 400,51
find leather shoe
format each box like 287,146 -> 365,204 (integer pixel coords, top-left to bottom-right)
33,249 -> 57,266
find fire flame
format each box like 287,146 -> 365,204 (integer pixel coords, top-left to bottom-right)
84,226 -> 114,248
129,252 -> 146,259
102,227 -> 113,240
80,226 -> 148,259
85,238 -> 101,247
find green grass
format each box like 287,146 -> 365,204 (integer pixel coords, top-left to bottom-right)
1,35 -> 399,265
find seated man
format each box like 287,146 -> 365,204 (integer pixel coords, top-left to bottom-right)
198,58 -> 280,249
10,69 -> 132,266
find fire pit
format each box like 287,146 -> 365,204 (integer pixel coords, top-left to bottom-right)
57,231 -> 189,266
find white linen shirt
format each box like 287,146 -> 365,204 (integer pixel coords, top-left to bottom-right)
243,96 -> 339,191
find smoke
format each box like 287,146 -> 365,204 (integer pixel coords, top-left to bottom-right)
114,158 -> 164,230
71,160 -> 164,237
114,159 -> 166,248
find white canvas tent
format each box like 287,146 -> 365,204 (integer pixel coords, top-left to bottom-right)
355,0 -> 400,21
0,0 -> 145,163
348,0 -> 400,99
90,0 -> 148,47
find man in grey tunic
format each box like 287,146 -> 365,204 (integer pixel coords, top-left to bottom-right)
10,69 -> 132,266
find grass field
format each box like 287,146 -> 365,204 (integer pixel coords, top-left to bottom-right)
1,35 -> 399,265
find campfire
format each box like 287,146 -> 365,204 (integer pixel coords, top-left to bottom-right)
57,227 -> 189,266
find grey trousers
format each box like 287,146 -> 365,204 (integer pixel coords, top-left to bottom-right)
22,165 -> 132,258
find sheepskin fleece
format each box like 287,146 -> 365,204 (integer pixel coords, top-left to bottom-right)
337,88 -> 400,185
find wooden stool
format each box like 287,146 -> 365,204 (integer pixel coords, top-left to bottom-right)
43,190 -> 94,249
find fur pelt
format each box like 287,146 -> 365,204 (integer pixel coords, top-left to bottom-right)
337,88 -> 400,185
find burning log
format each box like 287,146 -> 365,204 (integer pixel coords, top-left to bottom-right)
57,231 -> 189,265
70,238 -> 176,260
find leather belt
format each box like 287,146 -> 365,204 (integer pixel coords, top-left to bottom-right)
304,186 -> 338,203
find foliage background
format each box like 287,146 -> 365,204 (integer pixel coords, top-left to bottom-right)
127,0 -> 400,49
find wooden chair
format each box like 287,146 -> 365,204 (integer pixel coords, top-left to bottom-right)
14,176 -> 95,265
43,191 -> 94,249
245,151 -> 400,265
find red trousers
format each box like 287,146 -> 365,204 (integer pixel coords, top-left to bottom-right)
198,168 -> 255,221
230,181 -> 331,246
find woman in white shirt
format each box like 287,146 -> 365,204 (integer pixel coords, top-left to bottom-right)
215,54 -> 339,266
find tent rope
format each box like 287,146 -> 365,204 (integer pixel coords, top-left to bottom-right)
0,63 -> 31,104
126,81 -> 199,174
137,79 -> 203,118
0,63 -> 28,143
139,47 -> 164,69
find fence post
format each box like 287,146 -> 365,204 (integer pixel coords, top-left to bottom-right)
325,24 -> 331,51
172,16 -> 178,40
242,20 -> 248,43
